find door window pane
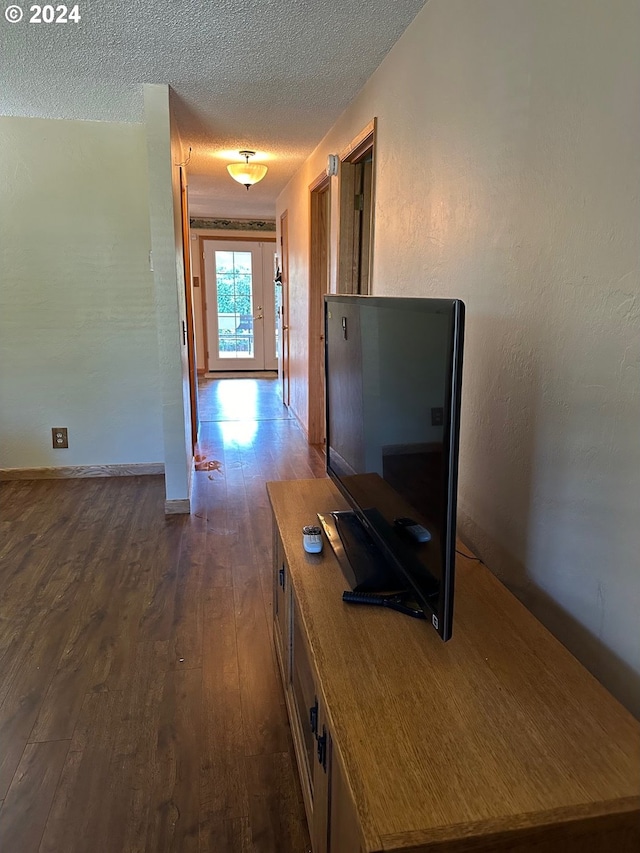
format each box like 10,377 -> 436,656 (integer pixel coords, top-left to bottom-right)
274,279 -> 281,361
215,251 -> 254,359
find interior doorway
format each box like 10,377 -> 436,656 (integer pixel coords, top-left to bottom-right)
201,238 -> 277,373
338,119 -> 376,295
308,173 -> 331,445
179,166 -> 199,450
279,211 -> 290,405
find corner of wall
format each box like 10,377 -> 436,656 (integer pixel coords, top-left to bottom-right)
143,83 -> 191,506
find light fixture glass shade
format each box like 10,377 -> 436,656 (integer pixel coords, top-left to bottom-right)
227,162 -> 268,188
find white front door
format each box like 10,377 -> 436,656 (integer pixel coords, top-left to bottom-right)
203,240 -> 277,372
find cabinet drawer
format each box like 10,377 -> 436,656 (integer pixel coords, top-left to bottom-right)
291,596 -> 318,798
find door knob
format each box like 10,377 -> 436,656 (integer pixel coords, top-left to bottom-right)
253,314 -> 263,320
283,324 -> 289,330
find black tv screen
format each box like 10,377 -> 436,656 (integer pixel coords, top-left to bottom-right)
323,295 -> 465,641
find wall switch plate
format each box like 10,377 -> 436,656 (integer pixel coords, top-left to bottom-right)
52,427 -> 68,448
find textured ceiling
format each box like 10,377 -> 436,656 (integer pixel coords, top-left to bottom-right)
1,0 -> 427,217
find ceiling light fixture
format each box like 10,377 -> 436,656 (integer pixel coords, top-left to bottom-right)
227,150 -> 268,190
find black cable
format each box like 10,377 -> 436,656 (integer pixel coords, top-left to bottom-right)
456,549 -> 483,563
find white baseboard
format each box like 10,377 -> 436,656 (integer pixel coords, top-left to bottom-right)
0,463 -> 165,481
164,498 -> 191,515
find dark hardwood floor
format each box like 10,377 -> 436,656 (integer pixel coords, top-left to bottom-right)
0,377 -> 325,853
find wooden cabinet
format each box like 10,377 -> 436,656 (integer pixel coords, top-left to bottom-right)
274,532 -> 346,853
268,478 -> 640,853
272,529 -> 290,682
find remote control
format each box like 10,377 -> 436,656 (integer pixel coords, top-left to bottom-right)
303,525 -> 323,553
394,517 -> 431,543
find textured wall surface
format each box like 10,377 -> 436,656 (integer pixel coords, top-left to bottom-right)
0,116 -> 163,468
277,0 -> 640,715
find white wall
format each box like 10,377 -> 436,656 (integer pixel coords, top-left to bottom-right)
277,0 -> 640,716
0,115 -> 163,468
143,85 -> 192,505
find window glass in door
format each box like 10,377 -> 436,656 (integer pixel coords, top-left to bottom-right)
203,240 -> 277,373
215,250 -> 255,360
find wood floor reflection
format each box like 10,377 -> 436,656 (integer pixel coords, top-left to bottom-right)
0,377 -> 324,853
197,376 -> 294,423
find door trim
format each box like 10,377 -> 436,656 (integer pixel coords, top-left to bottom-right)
280,211 -> 291,406
337,118 -> 377,295
179,166 -> 198,450
197,237 -> 209,375
339,118 -> 376,162
308,172 -> 330,445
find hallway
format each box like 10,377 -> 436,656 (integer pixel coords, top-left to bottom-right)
0,377 -> 325,852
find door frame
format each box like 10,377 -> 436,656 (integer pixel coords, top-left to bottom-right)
337,118 -> 377,295
199,235 -> 277,373
308,172 -> 331,445
179,166 -> 199,450
279,211 -> 291,406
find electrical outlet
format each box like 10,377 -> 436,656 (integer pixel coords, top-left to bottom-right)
431,407 -> 444,427
52,427 -> 68,448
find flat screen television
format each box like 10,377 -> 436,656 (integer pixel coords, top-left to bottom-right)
320,295 -> 465,641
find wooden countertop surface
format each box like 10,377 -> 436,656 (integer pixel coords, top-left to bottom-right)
267,478 -> 640,851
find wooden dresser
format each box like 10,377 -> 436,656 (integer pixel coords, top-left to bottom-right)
267,478 -> 640,853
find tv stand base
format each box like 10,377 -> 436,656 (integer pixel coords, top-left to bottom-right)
341,589 -> 426,619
